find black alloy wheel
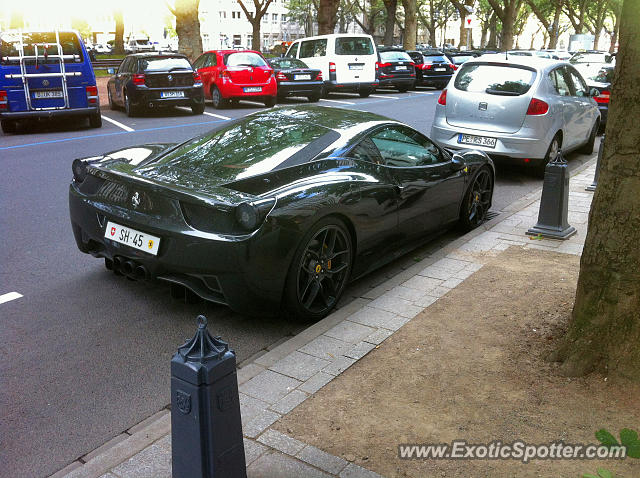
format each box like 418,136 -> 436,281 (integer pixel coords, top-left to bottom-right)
460,167 -> 493,231
285,218 -> 352,321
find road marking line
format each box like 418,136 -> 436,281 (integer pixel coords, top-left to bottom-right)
369,94 -> 400,100
321,98 -> 356,105
203,112 -> 232,120
411,90 -> 439,94
101,115 -> 134,132
0,292 -> 23,305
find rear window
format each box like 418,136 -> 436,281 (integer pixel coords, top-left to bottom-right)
270,58 -> 308,69
455,64 -> 536,96
380,51 -> 412,62
335,37 -> 374,56
224,52 -> 267,67
451,55 -> 474,65
136,40 -> 149,45
139,57 -> 192,72
570,53 -> 612,64
1,31 -> 84,64
138,117 -> 335,181
424,54 -> 449,63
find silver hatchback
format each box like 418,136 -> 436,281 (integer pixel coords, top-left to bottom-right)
430,55 -> 600,171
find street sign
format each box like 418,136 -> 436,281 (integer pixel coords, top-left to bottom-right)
465,15 -> 477,29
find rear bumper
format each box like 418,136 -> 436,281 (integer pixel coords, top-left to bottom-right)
218,80 -> 277,99
130,86 -> 204,107
277,81 -> 323,97
378,77 -> 415,88
1,106 -> 99,120
324,80 -> 379,92
430,108 -> 551,160
417,74 -> 452,86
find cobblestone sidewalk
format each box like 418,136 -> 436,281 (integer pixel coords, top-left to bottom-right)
52,160 -> 598,478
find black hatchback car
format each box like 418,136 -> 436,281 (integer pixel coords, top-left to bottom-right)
267,57 -> 323,102
107,53 -> 205,116
376,49 -> 416,92
407,50 -> 455,89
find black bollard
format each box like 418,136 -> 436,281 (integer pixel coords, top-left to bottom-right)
171,315 -> 246,478
586,134 -> 604,192
526,149 -> 576,240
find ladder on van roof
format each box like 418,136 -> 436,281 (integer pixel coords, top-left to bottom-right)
1,30 -> 82,111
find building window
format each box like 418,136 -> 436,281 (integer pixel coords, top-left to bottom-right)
272,13 -> 278,22
281,14 -> 287,23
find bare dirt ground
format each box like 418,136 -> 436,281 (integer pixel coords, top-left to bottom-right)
276,247 -> 640,478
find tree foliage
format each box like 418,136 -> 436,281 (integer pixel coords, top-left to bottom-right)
236,0 -> 276,51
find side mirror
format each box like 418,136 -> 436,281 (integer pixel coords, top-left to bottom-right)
451,154 -> 467,171
107,67 -> 115,75
589,87 -> 600,97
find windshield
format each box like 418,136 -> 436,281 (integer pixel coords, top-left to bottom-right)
140,57 -> 192,71
455,64 -> 536,96
380,51 -> 412,62
225,52 -> 267,67
0,31 -> 83,64
270,58 -> 308,69
335,37 -> 374,55
136,40 -> 149,45
138,116 -> 334,182
570,53 -> 612,64
451,55 -> 474,64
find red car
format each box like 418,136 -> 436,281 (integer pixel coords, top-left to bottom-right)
192,49 -> 277,109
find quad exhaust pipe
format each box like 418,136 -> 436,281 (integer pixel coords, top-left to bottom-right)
107,256 -> 149,281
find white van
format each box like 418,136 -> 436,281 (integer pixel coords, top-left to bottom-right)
285,34 -> 378,97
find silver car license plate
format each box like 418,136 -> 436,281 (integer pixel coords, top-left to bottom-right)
349,64 -> 364,70
458,134 -> 497,148
294,74 -> 311,80
434,68 -> 447,72
161,91 -> 185,98
244,87 -> 262,92
396,65 -> 407,70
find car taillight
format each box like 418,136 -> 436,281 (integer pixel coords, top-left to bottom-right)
0,90 -> 7,110
85,85 -> 98,105
526,98 -> 549,115
133,74 -> 145,85
594,90 -> 610,104
423,64 -> 433,70
193,72 -> 202,84
315,72 -> 323,81
329,62 -> 336,73
437,89 -> 447,105
276,72 -> 288,81
378,62 -> 391,68
451,64 -> 458,70
220,69 -> 230,79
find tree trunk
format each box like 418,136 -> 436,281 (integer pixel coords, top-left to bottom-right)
501,5 -> 515,50
114,10 -> 125,55
554,0 -> 640,381
383,0 -> 398,45
549,0 -> 562,49
252,19 -> 262,51
402,0 -> 417,49
487,13 -> 498,49
610,18 -> 619,53
172,0 -> 203,61
318,0 -> 340,34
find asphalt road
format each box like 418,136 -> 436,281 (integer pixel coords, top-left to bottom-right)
0,87 -> 597,477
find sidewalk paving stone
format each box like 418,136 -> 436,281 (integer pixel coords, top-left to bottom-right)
344,341 -> 377,360
269,350 -> 331,381
346,307 -> 408,330
240,370 -> 301,404
364,328 -> 393,345
299,371 -> 336,394
323,356 -> 357,376
244,438 -> 269,465
299,334 -> 353,359
324,320 -> 377,344
240,392 -> 272,426
297,445 -> 349,475
257,430 -> 307,456
270,389 -> 310,414
247,450 -> 332,478
339,463 -> 386,478
368,293 -> 423,318
244,409 -> 282,438
110,443 -> 171,478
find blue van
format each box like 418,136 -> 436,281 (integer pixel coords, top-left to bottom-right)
0,30 -> 101,134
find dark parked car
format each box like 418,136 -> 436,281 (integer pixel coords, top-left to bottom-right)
407,50 -> 454,89
585,65 -> 613,127
445,51 -> 480,68
107,53 -> 205,116
267,57 -> 323,102
376,49 -> 416,92
69,106 -> 494,321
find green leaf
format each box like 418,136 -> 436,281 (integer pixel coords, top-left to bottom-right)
620,428 -> 640,458
597,469 -> 613,478
595,429 -> 620,447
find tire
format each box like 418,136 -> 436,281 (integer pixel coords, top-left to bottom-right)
1,119 -> 17,134
107,89 -> 117,110
211,86 -> 227,109
264,96 -> 276,107
397,86 -> 409,93
124,92 -> 138,117
359,88 -> 371,98
308,92 -> 321,103
283,217 -> 353,322
579,120 -> 599,155
459,166 -> 494,232
535,134 -> 561,177
89,112 -> 102,128
191,102 -> 205,115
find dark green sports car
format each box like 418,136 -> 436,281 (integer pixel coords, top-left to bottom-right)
69,105 -> 494,320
